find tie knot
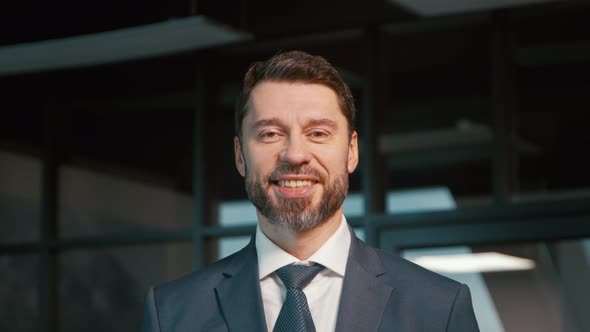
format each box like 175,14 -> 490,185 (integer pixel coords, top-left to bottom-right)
276,264 -> 324,290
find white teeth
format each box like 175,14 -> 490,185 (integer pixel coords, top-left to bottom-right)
277,180 -> 314,188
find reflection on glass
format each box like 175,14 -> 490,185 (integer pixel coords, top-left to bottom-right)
0,151 -> 40,243
0,254 -> 38,331
58,243 -> 192,332
402,239 -> 590,332
58,165 -> 193,237
403,246 -> 504,332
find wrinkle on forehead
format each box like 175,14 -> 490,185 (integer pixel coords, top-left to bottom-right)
245,81 -> 343,128
251,117 -> 339,132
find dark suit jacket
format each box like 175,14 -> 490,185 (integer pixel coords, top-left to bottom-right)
142,230 -> 480,331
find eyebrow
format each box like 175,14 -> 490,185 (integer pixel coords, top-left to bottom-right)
251,118 -> 339,130
251,118 -> 284,130
306,118 -> 338,130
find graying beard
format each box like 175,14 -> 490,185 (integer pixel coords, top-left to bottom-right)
245,170 -> 348,232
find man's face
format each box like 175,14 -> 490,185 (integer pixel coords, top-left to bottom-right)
234,81 -> 358,232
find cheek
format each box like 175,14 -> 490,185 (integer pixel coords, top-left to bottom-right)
329,142 -> 351,162
315,150 -> 349,175
246,148 -> 277,176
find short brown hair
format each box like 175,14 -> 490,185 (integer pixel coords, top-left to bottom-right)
235,51 -> 356,139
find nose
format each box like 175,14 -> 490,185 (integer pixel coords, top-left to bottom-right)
279,135 -> 312,165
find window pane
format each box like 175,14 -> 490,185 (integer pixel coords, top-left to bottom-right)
375,25 -> 494,207
0,254 -> 38,331
58,243 -> 192,332
401,239 -> 590,332
59,165 -> 193,237
0,151 -> 40,243
218,200 -> 257,227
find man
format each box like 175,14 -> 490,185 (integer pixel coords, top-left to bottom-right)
142,51 -> 480,332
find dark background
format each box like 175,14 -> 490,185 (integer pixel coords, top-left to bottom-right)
1,0 -> 590,331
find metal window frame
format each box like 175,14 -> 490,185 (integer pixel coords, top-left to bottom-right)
1,11 -> 590,332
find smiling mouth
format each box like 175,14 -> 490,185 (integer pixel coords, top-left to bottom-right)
274,180 -> 317,188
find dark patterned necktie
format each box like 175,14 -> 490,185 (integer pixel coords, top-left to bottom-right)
273,264 -> 325,332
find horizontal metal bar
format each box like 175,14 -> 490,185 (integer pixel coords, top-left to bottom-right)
384,144 -> 493,170
50,229 -> 193,251
372,198 -> 590,250
2,198 -> 589,254
0,225 -> 257,254
516,40 -> 590,67
370,197 -> 590,229
383,215 -> 590,251
0,242 -> 42,255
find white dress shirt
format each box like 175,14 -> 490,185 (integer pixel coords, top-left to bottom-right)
255,215 -> 351,332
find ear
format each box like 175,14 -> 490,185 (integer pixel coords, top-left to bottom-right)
234,136 -> 246,177
347,131 -> 359,174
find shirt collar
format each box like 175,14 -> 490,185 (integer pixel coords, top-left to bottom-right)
256,215 -> 351,280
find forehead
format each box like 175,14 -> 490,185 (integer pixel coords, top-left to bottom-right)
246,81 -> 343,122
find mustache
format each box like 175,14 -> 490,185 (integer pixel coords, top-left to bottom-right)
269,164 -> 325,182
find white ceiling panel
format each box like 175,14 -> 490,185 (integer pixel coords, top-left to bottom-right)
0,16 -> 250,75
392,0 -> 557,16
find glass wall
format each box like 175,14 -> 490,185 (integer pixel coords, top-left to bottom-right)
0,254 -> 39,331
58,165 -> 193,237
0,151 -> 41,243
402,239 -> 590,332
58,243 -> 192,332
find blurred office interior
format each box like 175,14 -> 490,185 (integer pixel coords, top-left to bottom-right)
1,0 -> 590,331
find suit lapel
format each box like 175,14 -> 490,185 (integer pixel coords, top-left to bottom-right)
215,239 -> 267,332
335,233 -> 394,332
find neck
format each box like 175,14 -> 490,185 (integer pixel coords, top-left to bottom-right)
258,209 -> 343,260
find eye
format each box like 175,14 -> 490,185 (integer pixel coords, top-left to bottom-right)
258,130 -> 282,142
308,130 -> 330,141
